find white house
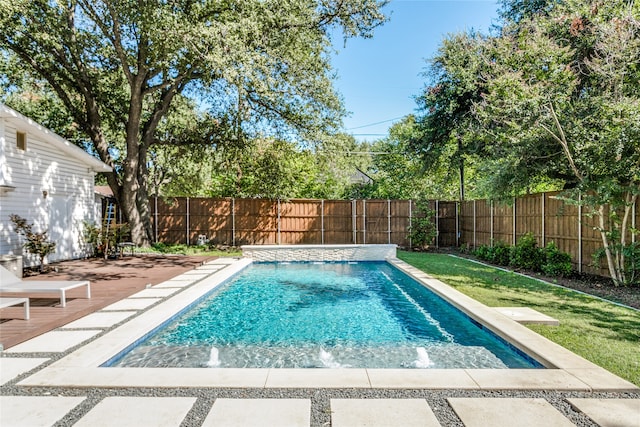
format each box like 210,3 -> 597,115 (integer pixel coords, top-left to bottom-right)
0,104 -> 112,267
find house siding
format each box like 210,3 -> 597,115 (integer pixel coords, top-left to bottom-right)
0,117 -> 99,266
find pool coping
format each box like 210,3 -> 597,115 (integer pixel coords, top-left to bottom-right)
17,257 -> 638,392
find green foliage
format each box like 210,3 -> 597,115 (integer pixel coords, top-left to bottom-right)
472,234 -> 573,277
416,0 -> 639,283
510,232 -> 545,271
594,238 -> 640,287
9,214 -> 56,272
473,241 -> 511,266
407,200 -> 437,249
542,242 -> 573,277
83,221 -> 130,259
0,0 -> 387,244
148,242 -> 241,257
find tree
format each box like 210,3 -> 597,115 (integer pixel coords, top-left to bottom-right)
412,31 -> 488,201
355,116 -> 461,200
0,0 -> 387,245
475,0 -> 640,284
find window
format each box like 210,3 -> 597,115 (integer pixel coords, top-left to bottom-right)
16,131 -> 26,151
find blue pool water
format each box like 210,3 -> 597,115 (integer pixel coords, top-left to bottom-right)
110,262 -> 542,369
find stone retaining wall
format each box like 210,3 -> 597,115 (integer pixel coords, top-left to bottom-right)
241,244 -> 397,262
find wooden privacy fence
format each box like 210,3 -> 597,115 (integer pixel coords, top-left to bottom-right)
150,197 -> 458,248
149,192 -> 639,277
459,191 -> 640,276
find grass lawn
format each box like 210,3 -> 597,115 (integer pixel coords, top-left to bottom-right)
398,251 -> 640,387
135,243 -> 242,257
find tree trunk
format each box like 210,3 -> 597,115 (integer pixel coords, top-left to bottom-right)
598,204 -> 623,285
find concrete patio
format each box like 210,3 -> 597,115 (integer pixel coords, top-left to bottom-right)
1,256 -> 638,426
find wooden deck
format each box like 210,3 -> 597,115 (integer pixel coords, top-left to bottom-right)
0,254 -> 216,350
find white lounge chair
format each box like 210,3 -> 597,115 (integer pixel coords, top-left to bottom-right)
0,266 -> 91,308
0,297 -> 29,319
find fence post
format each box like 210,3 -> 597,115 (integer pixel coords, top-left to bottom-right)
541,193 -> 546,247
321,199 -> 325,245
435,200 -> 439,248
232,198 -> 236,247
490,199 -> 494,245
456,201 -> 459,247
154,195 -> 158,243
408,200 -> 413,249
387,199 -> 392,244
277,199 -> 281,245
578,193 -> 583,273
352,199 -> 357,244
473,199 -> 477,248
186,197 -> 190,246
512,197 -> 517,246
363,199 -> 367,244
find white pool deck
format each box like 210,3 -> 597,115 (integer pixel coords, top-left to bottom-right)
1,249 -> 639,426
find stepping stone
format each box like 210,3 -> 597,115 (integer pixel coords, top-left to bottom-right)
447,398 -> 574,427
494,307 -> 559,325
102,298 -> 161,310
331,399 -> 441,427
73,396 -> 196,427
61,311 -> 137,329
567,398 -> 640,427
202,399 -> 310,427
0,358 -> 49,385
4,330 -> 101,353
0,396 -> 85,427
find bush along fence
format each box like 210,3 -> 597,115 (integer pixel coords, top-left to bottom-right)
459,191 -> 639,277
150,197 -> 458,249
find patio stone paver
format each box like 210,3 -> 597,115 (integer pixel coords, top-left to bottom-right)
0,358 -> 49,385
60,311 -> 137,329
101,298 -> 161,311
331,399 -> 441,427
128,287 -> 180,298
566,398 -> 640,427
153,280 -> 194,288
73,396 -> 196,427
4,330 -> 101,353
202,399 -> 310,427
0,396 -> 85,427
447,398 -> 575,427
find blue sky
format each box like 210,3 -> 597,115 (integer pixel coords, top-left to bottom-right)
331,0 -> 500,141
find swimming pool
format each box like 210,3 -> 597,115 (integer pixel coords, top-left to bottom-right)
110,262 -> 541,369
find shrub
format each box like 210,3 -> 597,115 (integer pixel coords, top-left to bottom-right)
408,200 -> 436,250
10,214 -> 56,272
510,232 -> 545,271
542,242 -> 573,277
473,245 -> 491,261
489,241 -> 511,266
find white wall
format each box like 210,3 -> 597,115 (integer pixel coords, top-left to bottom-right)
0,118 -> 98,266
